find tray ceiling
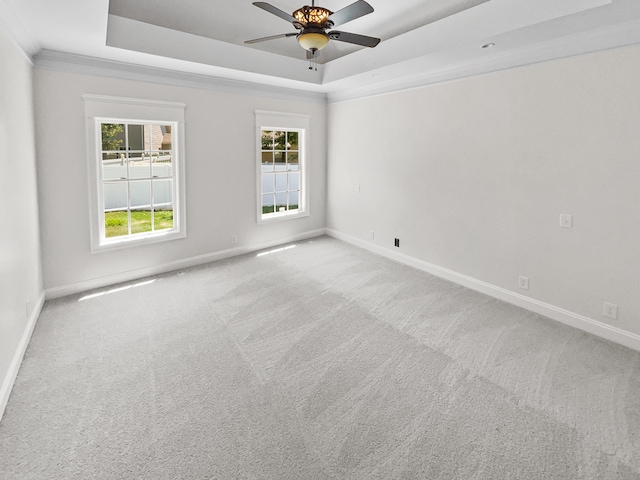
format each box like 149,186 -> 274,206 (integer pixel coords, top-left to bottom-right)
108,0 -> 490,63
2,0 -> 640,97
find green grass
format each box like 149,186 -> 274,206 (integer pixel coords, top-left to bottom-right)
105,210 -> 173,238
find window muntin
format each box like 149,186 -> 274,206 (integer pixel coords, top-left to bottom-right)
99,121 -> 177,241
260,129 -> 301,216
255,111 -> 309,223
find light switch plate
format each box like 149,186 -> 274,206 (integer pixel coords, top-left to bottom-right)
560,214 -> 573,228
603,302 -> 618,320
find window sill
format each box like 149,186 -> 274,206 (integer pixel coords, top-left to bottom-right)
258,210 -> 309,225
91,229 -> 186,253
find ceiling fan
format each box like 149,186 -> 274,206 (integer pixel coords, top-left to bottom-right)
245,0 -> 380,67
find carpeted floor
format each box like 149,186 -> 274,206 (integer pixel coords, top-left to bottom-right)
1,236 -> 640,479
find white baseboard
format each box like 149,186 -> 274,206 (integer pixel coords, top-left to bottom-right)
45,229 -> 326,299
326,228 -> 640,352
0,291 -> 45,422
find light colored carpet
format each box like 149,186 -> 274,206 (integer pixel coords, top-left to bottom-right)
1,236 -> 640,479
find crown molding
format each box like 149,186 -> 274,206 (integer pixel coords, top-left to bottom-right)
326,18 -> 640,103
0,1 -> 39,64
33,50 -> 327,104
24,13 -> 640,105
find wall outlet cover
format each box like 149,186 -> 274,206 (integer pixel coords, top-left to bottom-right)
518,276 -> 529,290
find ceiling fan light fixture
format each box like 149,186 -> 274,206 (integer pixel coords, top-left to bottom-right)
246,1 -> 381,64
293,6 -> 333,27
297,31 -> 329,51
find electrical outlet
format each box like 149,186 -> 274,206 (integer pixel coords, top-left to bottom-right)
394,238 -> 400,247
560,214 -> 573,228
230,235 -> 238,244
518,276 -> 529,290
368,231 -> 375,240
603,302 -> 618,320
356,184 -> 360,193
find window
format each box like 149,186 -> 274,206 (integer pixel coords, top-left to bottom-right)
83,95 -> 186,251
255,111 -> 309,223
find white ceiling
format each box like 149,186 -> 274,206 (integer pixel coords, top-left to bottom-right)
107,0 -> 490,63
2,0 -> 640,99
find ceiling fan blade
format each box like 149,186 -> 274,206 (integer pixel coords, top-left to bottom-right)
245,32 -> 297,44
252,2 -> 297,24
328,0 -> 374,27
328,31 -> 380,48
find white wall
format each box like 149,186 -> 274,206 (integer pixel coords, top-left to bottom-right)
327,45 -> 640,338
34,69 -> 327,295
0,32 -> 44,416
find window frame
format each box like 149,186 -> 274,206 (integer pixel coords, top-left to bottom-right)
255,111 -> 310,224
83,95 -> 187,252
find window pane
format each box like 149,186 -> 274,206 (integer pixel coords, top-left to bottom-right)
274,131 -> 286,150
275,173 -> 287,192
152,151 -> 173,177
153,178 -> 173,205
288,191 -> 299,210
286,131 -> 298,150
275,192 -> 287,213
129,152 -> 151,179
262,174 -> 275,194
289,172 -> 300,191
102,152 -> 127,180
275,152 -> 286,171
127,124 -> 144,150
154,206 -> 174,231
144,124 -> 171,151
261,130 -> 274,150
262,152 -> 273,172
262,194 -> 275,214
101,123 -> 125,151
105,210 -> 128,238
91,109 -> 183,249
130,180 -> 151,208
256,116 -> 304,221
161,125 -> 172,150
104,182 -> 127,210
131,209 -> 153,235
287,152 -> 299,171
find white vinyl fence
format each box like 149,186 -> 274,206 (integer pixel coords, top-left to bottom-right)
103,159 -> 173,210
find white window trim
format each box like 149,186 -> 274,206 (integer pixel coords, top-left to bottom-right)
83,94 -> 187,253
255,110 -> 310,224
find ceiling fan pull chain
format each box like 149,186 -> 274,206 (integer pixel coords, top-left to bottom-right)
308,49 -> 318,71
